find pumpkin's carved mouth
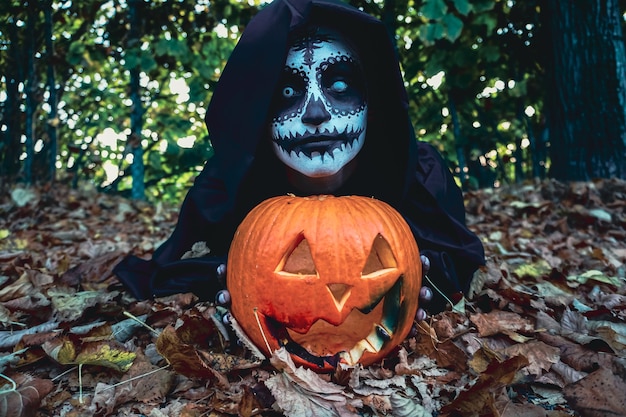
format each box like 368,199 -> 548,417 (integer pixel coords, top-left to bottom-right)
264,277 -> 403,369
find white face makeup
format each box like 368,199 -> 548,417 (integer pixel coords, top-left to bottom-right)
270,28 -> 367,178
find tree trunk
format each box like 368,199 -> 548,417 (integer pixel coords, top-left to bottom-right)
24,1 -> 38,184
514,99 -> 527,183
527,115 -> 547,180
543,0 -> 626,180
128,0 -> 145,200
44,0 -> 58,183
1,15 -> 23,181
448,93 -> 469,189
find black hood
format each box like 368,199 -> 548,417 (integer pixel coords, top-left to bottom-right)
202,0 -> 417,214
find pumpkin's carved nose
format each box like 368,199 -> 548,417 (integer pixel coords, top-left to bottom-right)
327,283 -> 352,311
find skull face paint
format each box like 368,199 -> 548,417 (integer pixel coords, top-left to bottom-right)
270,28 -> 367,178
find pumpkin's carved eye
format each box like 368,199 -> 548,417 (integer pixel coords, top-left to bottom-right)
278,234 -> 317,275
362,234 -> 397,276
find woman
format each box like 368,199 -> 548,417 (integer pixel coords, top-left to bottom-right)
114,0 -> 485,316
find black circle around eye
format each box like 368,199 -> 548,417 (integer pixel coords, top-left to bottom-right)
282,87 -> 295,98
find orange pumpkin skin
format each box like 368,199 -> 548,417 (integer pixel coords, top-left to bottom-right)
227,195 -> 421,372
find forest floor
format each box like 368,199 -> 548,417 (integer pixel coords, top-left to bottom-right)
1,178 -> 625,417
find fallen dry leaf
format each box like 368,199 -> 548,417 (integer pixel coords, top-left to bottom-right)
389,392 -> 430,417
42,336 -> 136,372
0,373 -> 53,417
413,320 -> 468,371
0,273 -> 34,302
440,354 -> 530,416
493,387 -> 570,417
502,340 -> 561,377
155,308 -> 261,380
90,354 -> 176,415
266,347 -> 361,417
47,286 -> 118,322
470,310 -> 535,337
156,324 -> 225,381
563,366 -> 626,417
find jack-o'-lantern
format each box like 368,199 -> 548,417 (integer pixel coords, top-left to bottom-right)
227,194 -> 421,372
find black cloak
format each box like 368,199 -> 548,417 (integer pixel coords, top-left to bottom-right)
114,0 -> 485,313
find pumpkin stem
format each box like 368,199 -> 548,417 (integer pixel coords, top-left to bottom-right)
253,307 -> 272,354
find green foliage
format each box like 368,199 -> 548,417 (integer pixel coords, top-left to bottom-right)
422,0 -> 448,20
386,0 -> 552,188
419,0 -> 466,43
2,0 -> 624,200
452,0 -> 473,15
0,0 -> 250,201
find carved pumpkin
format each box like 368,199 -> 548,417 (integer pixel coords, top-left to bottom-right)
227,194 -> 421,372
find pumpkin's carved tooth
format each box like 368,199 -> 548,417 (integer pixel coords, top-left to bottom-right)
365,326 -> 385,353
340,324 -> 385,365
339,343 -> 364,366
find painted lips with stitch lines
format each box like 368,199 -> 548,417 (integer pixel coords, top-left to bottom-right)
273,126 -> 365,160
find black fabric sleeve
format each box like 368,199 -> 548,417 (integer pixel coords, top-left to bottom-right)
113,254 -> 227,301
112,173 -> 234,301
112,255 -> 155,300
401,142 -> 485,313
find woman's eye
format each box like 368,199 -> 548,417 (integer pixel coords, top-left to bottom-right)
282,86 -> 296,98
330,80 -> 348,93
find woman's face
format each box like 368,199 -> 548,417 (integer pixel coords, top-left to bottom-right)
269,28 -> 367,179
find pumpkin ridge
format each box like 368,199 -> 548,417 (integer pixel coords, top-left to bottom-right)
263,196 -> 299,258
339,196 -> 370,271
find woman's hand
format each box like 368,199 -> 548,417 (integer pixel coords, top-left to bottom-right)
215,264 -> 230,306
415,255 -> 433,322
